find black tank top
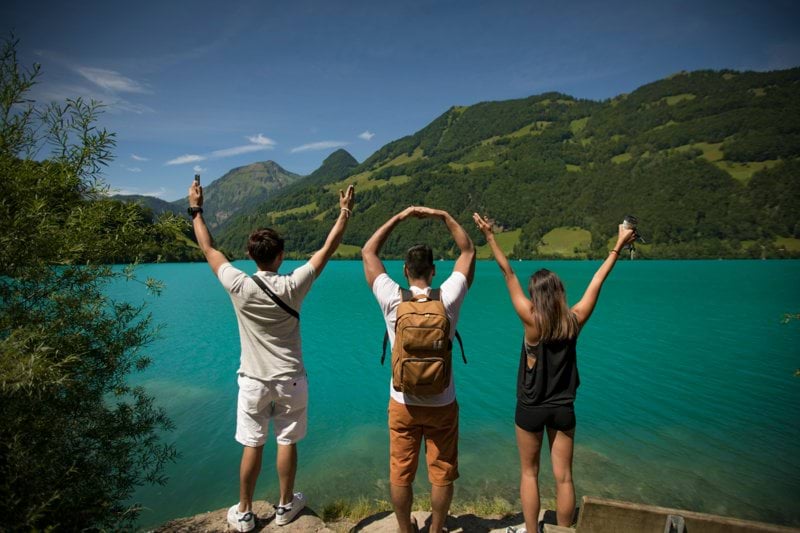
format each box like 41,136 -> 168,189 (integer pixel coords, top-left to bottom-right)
516,335 -> 579,407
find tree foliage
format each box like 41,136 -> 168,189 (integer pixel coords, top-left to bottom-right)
0,37 -> 177,530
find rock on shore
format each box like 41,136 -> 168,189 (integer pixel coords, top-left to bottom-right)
153,500 -> 526,532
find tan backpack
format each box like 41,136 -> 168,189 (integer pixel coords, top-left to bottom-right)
381,288 -> 466,396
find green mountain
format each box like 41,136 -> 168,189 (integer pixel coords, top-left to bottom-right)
174,160 -> 303,230
214,67 -> 800,259
111,194 -> 183,218
304,148 -> 359,186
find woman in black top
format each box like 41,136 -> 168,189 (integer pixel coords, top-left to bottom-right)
473,213 -> 635,532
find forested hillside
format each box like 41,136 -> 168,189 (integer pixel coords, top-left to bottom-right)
213,67 -> 799,260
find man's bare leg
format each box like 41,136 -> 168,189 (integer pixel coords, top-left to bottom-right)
430,483 -> 453,532
390,483 -> 416,533
276,443 -> 297,505
239,445 -> 264,512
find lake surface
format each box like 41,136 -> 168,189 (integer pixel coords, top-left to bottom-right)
113,260 -> 800,529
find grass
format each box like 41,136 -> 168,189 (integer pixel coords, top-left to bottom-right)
481,121 -> 552,145
322,496 -> 392,523
662,93 -> 696,106
750,87 -> 767,97
775,237 -> 800,252
449,160 -> 495,171
333,243 -> 361,258
673,141 -> 724,162
538,227 -> 592,257
565,164 -> 581,172
569,117 -> 589,134
325,172 -> 411,193
649,120 -> 679,132
476,229 -> 521,259
271,202 -> 317,219
320,494 -> 521,530
670,141 -> 779,183
713,159 -> 779,183
377,147 -> 425,170
611,152 -> 632,164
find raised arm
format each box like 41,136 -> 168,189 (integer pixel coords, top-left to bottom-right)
362,206 -> 416,288
473,213 -> 535,329
307,184 -> 355,277
416,207 -> 476,287
571,224 -> 636,326
189,181 -> 228,275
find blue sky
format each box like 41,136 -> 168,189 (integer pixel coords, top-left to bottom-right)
5,0 -> 799,201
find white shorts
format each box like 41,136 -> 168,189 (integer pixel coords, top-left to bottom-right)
235,374 -> 308,447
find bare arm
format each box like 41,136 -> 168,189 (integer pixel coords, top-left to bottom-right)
417,207 -> 476,287
473,213 -> 536,330
571,224 -> 636,326
307,185 -> 355,277
361,206 -> 416,288
189,182 -> 228,275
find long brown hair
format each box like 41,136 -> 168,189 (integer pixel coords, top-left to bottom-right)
528,269 -> 579,342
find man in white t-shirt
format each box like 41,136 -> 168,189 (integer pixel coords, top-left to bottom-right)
188,179 -> 354,532
362,206 -> 475,533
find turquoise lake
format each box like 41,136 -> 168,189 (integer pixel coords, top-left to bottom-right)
113,260 -> 800,529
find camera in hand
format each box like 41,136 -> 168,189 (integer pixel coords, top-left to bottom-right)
622,215 -> 645,259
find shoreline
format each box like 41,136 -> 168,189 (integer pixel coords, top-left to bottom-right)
152,499 -> 527,532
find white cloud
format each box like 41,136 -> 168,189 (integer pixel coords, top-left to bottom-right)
211,144 -> 272,158
131,154 -> 149,161
166,154 -> 207,165
358,130 -> 375,141
290,141 -> 349,153
76,67 -> 150,94
167,133 -> 276,165
247,133 -> 276,146
193,165 -> 207,173
126,167 -> 142,172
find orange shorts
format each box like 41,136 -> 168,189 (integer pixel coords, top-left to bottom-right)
388,398 -> 459,487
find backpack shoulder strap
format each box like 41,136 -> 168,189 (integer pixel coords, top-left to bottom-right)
383,287 -> 410,365
381,331 -> 389,366
250,275 -> 300,320
429,288 -> 441,301
454,330 -> 467,364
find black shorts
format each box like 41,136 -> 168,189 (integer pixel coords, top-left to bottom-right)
515,403 -> 576,433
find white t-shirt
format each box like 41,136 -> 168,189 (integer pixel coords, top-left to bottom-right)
372,271 -> 469,406
218,262 -> 315,381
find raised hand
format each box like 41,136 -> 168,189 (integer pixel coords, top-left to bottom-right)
472,212 -> 494,237
339,184 -> 355,211
617,224 -> 636,248
188,180 -> 203,208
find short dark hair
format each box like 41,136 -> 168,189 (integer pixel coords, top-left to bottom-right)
248,228 -> 284,265
405,244 -> 434,279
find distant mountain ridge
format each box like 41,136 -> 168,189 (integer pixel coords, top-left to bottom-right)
110,194 -> 183,218
213,67 -> 800,259
117,67 -> 800,260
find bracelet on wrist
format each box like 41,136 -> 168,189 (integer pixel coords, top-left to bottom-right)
340,207 -> 352,218
609,249 -> 620,256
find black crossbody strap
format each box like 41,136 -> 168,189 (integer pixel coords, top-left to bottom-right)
251,275 -> 300,320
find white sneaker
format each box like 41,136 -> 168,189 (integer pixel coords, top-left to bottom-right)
227,504 -> 255,532
274,492 -> 306,526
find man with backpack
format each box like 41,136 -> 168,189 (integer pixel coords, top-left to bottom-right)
362,206 -> 475,533
189,179 -> 355,532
